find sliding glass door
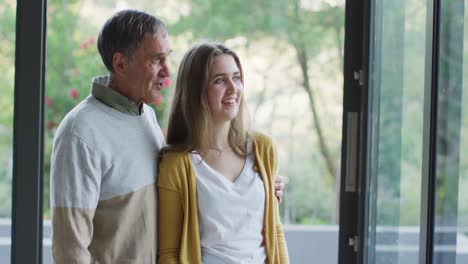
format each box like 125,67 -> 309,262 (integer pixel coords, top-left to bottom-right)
432,0 -> 467,263
364,0 -> 428,263
357,0 -> 468,263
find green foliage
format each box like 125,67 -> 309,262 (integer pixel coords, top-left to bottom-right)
169,0 -> 343,58
0,1 -> 15,218
0,2 -> 16,129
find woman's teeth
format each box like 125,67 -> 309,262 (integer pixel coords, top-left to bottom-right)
222,99 -> 236,104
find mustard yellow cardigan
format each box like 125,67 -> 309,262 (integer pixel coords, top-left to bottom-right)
157,132 -> 289,263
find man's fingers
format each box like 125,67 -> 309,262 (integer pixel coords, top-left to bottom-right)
275,175 -> 286,203
275,175 -> 289,184
275,181 -> 285,190
275,190 -> 283,203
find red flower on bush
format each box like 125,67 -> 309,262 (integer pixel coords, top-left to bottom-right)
70,88 -> 78,99
80,42 -> 89,49
47,120 -> 55,129
45,97 -> 52,106
163,77 -> 171,87
154,94 -> 163,106
80,36 -> 95,49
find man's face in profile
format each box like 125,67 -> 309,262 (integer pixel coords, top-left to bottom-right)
125,30 -> 171,105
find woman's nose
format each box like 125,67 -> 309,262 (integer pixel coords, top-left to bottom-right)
226,79 -> 237,92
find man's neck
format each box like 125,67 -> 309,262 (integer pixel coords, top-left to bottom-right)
107,75 -> 143,109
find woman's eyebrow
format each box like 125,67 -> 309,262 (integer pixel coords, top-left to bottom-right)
210,71 -> 240,78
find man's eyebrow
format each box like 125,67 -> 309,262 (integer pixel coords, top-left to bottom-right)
151,50 -> 173,59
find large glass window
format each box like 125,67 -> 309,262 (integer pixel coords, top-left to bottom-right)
43,1 -> 344,263
433,0 -> 468,263
366,0 -> 468,263
366,0 -> 428,263
0,1 -> 16,263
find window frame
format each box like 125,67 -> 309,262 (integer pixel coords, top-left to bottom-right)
11,0 -> 47,263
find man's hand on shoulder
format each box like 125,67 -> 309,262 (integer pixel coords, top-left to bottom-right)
275,175 -> 287,203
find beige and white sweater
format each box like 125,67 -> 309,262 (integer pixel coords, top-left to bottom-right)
50,80 -> 164,263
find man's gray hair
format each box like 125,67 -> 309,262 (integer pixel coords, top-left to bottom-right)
97,9 -> 166,72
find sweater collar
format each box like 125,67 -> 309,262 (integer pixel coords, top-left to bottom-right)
91,76 -> 142,115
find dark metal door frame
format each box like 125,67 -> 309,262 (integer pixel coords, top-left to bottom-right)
11,0 -> 47,263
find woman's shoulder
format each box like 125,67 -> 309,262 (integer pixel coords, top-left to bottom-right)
251,131 -> 274,148
159,150 -> 190,167
158,151 -> 192,188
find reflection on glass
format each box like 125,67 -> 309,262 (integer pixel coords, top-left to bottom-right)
0,1 -> 16,263
44,1 -> 344,263
367,0 -> 427,263
433,0 -> 468,263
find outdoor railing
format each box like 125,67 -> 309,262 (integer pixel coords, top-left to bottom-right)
0,219 -> 467,264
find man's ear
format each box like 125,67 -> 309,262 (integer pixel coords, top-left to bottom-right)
112,52 -> 128,75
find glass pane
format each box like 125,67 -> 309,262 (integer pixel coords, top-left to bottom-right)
45,1 -> 344,263
433,0 -> 468,263
0,1 -> 16,263
366,0 -> 428,263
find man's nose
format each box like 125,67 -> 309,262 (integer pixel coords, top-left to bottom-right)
159,63 -> 170,77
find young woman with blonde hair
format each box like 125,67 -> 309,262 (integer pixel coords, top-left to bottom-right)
157,42 -> 289,263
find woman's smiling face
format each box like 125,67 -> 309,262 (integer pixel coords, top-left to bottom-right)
206,54 -> 244,125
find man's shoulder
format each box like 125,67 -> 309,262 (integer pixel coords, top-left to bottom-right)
142,103 -> 156,115
55,97 -> 108,138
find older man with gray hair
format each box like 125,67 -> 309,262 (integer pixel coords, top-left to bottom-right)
50,9 -> 170,263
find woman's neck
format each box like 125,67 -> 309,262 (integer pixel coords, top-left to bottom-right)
209,122 -> 231,150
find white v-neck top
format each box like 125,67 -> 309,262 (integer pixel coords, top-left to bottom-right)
190,149 -> 266,264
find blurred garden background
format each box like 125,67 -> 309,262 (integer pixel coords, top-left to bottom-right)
1,0 -> 345,226
2,0 -> 468,231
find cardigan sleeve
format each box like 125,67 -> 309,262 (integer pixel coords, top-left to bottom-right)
275,200 -> 290,263
271,140 -> 290,263
157,154 -> 185,264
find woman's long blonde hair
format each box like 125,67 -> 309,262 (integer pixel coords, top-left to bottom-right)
163,42 -> 249,157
